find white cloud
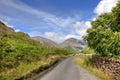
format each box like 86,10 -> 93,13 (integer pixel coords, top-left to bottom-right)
0,15 -> 12,22
64,34 -> 81,40
73,21 -> 91,36
0,0 -> 77,28
92,18 -> 96,21
15,29 -> 20,32
0,0 -> 92,43
44,32 -> 64,43
85,21 -> 91,27
43,21 -> 92,43
44,32 -> 56,38
8,25 -> 14,28
94,0 -> 119,15
44,32 -> 81,43
44,32 -> 84,43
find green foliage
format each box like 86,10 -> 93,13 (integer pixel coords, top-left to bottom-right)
84,2 -> 120,58
0,21 -> 74,80
0,31 -> 73,71
55,48 -> 74,55
81,46 -> 95,54
0,32 -> 41,70
65,46 -> 80,54
91,2 -> 120,32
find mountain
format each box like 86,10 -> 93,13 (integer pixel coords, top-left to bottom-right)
32,36 -> 86,50
60,38 -> 86,50
31,36 -> 58,47
0,21 -> 86,51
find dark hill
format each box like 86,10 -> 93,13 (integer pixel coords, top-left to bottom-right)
0,21 -> 14,33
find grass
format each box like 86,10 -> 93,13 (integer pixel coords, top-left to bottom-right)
0,55 -> 62,80
81,46 -> 95,54
75,56 -> 114,80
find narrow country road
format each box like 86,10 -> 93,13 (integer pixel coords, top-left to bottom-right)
37,57 -> 99,80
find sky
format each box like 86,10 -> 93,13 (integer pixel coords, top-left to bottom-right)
0,0 -> 119,43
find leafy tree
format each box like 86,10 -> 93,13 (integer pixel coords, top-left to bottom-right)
84,2 -> 120,58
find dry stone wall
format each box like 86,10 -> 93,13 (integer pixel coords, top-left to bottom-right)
90,55 -> 120,80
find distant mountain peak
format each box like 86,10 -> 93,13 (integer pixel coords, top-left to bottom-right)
65,38 -> 78,41
31,36 -> 58,47
64,38 -> 80,43
31,36 -> 87,50
60,38 -> 86,50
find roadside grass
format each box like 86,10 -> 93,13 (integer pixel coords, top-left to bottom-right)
80,46 -> 95,54
0,55 -> 62,80
75,56 -> 114,80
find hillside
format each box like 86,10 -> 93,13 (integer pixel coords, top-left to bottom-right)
60,38 -> 86,50
0,21 -> 73,80
0,21 -> 14,34
0,21 -> 46,72
31,36 -> 58,47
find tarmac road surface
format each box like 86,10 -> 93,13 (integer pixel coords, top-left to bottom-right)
37,57 -> 99,80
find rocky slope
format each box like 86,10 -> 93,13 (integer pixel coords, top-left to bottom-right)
60,38 -> 86,50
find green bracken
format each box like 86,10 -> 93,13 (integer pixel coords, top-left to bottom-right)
0,21 -> 74,80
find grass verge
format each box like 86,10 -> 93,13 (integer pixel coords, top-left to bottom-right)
75,56 -> 114,80
0,55 -> 64,80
